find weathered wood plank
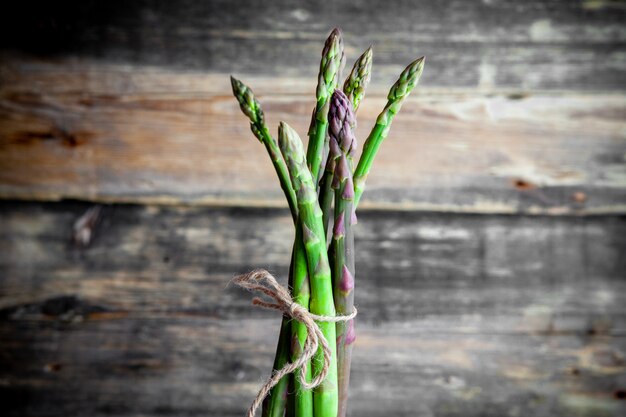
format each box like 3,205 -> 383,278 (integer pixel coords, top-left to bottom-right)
1,201 -> 625,416
0,0 -> 625,90
1,201 -> 625,320
1,61 -> 624,213
2,318 -> 625,417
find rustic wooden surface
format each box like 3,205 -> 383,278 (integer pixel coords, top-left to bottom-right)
0,0 -> 625,212
1,201 -> 625,417
1,61 -> 625,213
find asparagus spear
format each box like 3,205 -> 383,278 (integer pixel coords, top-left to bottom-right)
353,56 -> 425,207
260,318 -> 290,417
231,76 -> 299,417
231,75 -> 317,417
231,76 -> 299,221
279,122 -> 338,417
318,47 -> 373,238
290,234 -> 313,417
307,28 -> 345,187
327,90 -> 357,417
343,46 -> 373,112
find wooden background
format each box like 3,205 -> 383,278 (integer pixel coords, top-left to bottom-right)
1,1 -> 625,416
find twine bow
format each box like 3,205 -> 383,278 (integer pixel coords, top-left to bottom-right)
232,269 -> 357,417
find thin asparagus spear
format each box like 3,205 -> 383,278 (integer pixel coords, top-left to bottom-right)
231,76 -> 298,417
353,56 -> 425,207
307,28 -> 345,187
290,233 -> 313,417
343,46 -> 373,112
231,76 -> 299,221
319,47 -> 373,237
260,317 -> 290,417
261,241 -> 311,417
279,122 -> 338,417
327,90 -> 357,417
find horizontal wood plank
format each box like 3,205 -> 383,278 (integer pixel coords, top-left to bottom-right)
0,0 -> 625,90
1,59 -> 625,214
1,201 -> 625,416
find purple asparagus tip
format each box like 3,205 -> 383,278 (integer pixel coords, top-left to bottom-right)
340,265 -> 354,292
329,90 -> 356,154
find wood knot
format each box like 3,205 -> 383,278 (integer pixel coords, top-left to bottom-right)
512,178 -> 536,191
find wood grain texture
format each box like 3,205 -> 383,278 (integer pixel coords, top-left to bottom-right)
0,0 -> 625,90
1,201 -> 625,417
1,58 -> 625,213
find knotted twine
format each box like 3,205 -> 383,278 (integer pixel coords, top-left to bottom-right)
231,269 -> 357,417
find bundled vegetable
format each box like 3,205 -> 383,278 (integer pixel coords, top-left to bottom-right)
231,28 -> 424,417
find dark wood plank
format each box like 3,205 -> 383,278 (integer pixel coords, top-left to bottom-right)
1,62 -> 624,213
0,0 -> 625,90
1,200 -> 625,416
2,317 -> 626,417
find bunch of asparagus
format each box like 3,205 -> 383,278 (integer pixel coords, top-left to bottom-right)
231,28 -> 424,417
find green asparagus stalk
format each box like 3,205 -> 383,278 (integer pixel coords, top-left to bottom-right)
343,46 -> 373,112
231,76 -> 299,417
230,76 -> 299,221
260,317 -> 290,417
327,90 -> 357,417
290,234 -> 313,417
353,56 -> 425,207
261,240 -> 312,417
318,47 -> 373,237
279,122 -> 338,417
307,28 -> 345,187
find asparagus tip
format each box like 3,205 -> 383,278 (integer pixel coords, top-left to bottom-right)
343,46 -> 373,111
362,45 -> 373,62
230,75 -> 242,94
278,121 -> 305,162
329,90 -> 356,154
386,56 -> 426,103
330,27 -> 342,38
407,56 -> 425,78
323,28 -> 343,54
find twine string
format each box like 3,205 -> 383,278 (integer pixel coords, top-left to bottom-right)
231,269 -> 357,417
